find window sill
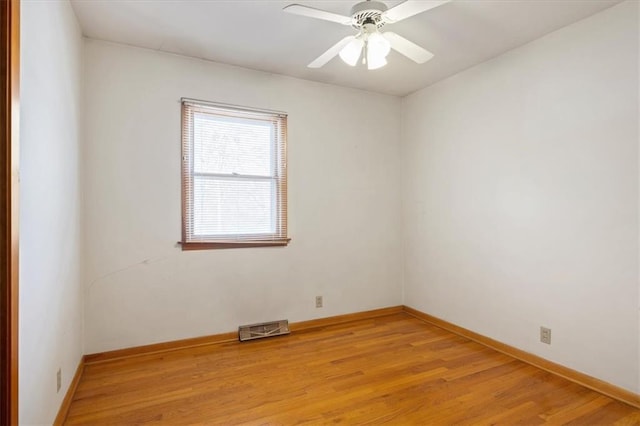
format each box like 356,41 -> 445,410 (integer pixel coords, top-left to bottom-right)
179,239 -> 290,250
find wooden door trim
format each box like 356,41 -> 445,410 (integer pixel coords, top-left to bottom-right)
1,0 -> 20,424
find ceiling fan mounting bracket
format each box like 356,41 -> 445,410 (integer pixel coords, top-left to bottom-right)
349,1 -> 388,30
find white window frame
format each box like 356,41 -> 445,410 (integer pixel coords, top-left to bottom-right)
180,98 -> 289,249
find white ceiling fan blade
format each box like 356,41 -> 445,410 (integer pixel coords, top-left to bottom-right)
308,36 -> 355,68
383,32 -> 434,64
383,0 -> 450,23
283,4 -> 351,25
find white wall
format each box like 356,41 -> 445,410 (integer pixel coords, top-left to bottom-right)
402,1 -> 639,392
19,0 -> 84,424
82,40 -> 403,353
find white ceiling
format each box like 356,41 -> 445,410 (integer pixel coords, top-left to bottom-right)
70,0 -> 622,97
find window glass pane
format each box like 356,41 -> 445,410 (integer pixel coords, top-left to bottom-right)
193,113 -> 274,177
193,177 -> 275,236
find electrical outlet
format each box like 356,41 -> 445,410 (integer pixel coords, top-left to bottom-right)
56,368 -> 62,393
540,326 -> 551,345
315,296 -> 323,308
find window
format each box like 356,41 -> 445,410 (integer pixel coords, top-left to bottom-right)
181,99 -> 288,249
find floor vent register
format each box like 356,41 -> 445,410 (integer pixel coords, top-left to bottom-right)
238,319 -> 290,341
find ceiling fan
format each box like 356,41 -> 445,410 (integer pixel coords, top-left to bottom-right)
283,0 -> 449,70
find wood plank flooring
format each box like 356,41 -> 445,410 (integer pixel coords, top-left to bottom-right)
65,313 -> 640,424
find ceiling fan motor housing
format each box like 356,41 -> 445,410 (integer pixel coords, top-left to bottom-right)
350,1 -> 388,29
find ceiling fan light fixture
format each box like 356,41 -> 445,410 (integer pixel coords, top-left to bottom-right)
339,36 -> 364,66
367,31 -> 391,58
365,31 -> 390,70
366,49 -> 387,70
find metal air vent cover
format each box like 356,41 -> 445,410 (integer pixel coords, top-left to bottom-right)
238,319 -> 290,341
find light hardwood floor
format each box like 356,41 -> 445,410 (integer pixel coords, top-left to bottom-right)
65,313 -> 640,424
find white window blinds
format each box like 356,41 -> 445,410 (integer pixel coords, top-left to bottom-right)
181,99 -> 288,249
